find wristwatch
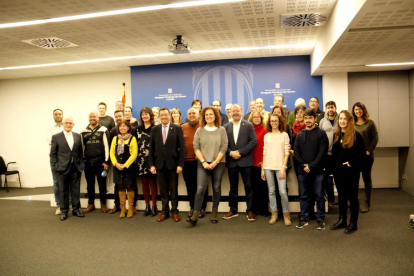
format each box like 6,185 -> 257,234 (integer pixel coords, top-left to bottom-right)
201,159 -> 206,164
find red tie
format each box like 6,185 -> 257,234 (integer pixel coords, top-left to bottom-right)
162,125 -> 167,144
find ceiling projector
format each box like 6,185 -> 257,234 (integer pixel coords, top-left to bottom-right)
168,35 -> 192,54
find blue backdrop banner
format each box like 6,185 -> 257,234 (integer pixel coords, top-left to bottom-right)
131,55 -> 322,117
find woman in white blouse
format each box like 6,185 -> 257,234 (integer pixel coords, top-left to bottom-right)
261,114 -> 291,226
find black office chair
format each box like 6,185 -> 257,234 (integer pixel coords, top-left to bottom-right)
0,156 -> 22,192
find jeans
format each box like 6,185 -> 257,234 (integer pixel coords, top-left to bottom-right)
194,162 -> 225,210
297,173 -> 325,221
183,160 -> 207,210
264,169 -> 289,213
228,166 -> 253,213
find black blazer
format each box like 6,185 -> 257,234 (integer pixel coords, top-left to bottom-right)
220,112 -> 229,126
50,131 -> 85,175
223,120 -> 257,168
148,123 -> 185,170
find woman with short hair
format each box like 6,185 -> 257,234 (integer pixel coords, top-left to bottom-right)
248,111 -> 269,216
110,120 -> 138,218
137,107 -> 158,217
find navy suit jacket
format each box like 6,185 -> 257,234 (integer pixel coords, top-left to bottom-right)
223,120 -> 257,168
50,131 -> 85,175
148,123 -> 185,170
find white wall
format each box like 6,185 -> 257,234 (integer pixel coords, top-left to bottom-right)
401,69 -> 414,195
0,70 -> 131,188
322,72 -> 348,112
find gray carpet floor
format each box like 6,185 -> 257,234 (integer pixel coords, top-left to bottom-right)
0,188 -> 413,276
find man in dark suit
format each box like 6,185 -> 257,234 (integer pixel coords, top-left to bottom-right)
50,117 -> 85,221
212,100 -> 229,126
149,107 -> 185,222
274,94 -> 293,117
222,104 -> 258,221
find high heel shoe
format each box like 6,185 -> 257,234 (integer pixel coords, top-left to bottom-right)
150,206 -> 158,217
143,206 -> 151,217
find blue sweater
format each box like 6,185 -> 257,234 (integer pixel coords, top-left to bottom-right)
293,126 -> 329,174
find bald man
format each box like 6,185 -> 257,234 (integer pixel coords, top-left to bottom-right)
80,112 -> 111,213
50,117 -> 85,221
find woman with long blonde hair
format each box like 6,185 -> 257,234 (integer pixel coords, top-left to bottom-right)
331,110 -> 366,234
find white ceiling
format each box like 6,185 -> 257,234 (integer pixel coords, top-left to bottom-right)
0,0 -> 413,80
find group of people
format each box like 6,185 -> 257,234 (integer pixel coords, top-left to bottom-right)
47,94 -> 378,234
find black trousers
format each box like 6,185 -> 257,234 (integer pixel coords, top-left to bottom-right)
334,167 -> 360,222
58,163 -> 81,214
228,166 -> 253,213
324,155 -> 335,203
182,160 -> 207,210
84,161 -> 107,205
158,165 -> 179,215
251,166 -> 269,215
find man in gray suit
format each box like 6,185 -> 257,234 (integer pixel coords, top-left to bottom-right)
50,117 -> 85,221
222,104 -> 258,221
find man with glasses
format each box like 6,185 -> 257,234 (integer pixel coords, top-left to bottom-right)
212,100 -> 229,126
50,117 -> 85,221
309,97 -> 325,125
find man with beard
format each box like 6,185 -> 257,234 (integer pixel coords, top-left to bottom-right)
294,108 -> 328,230
319,101 -> 339,206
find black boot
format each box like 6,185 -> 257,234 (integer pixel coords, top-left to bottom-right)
150,206 -> 158,217
344,221 -> 358,234
143,206 -> 151,217
330,216 -> 347,230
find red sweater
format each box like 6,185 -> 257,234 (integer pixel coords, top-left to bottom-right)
182,122 -> 200,161
252,124 -> 268,167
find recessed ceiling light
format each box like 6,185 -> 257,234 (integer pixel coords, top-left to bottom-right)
0,0 -> 245,29
365,62 -> 414,67
0,43 -> 315,71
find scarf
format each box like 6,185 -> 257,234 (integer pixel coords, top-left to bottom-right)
117,133 -> 131,155
292,121 -> 306,134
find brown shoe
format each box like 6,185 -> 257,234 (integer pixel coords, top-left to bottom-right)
84,204 -> 95,213
361,203 -> 370,213
101,204 -> 108,213
157,214 -> 169,222
246,212 -> 256,222
222,211 -> 239,220
109,205 -> 120,214
173,214 -> 181,222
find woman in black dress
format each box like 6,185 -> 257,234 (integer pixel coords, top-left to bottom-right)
137,107 -> 158,217
110,120 -> 138,218
331,110 -> 366,234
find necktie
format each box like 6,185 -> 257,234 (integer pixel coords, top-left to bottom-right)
162,125 -> 167,144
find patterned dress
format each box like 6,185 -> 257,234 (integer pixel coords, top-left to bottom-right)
137,124 -> 153,176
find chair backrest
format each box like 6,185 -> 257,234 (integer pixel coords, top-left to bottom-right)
0,156 -> 7,173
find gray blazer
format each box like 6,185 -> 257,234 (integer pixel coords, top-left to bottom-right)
223,120 -> 257,168
50,131 -> 85,175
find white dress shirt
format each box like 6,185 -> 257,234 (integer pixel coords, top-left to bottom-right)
233,121 -> 241,145
64,130 -> 74,151
46,123 -> 63,146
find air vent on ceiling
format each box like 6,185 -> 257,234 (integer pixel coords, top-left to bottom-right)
281,13 -> 331,28
21,37 -> 78,49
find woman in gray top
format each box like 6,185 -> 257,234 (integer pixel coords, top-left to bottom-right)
352,102 -> 378,213
187,106 -> 228,226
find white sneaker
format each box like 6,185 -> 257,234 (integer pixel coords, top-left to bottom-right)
55,206 -> 62,215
